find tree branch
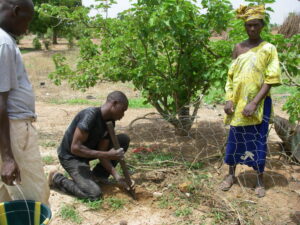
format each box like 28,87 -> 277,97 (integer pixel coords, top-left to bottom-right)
280,62 -> 300,87
162,40 -> 174,76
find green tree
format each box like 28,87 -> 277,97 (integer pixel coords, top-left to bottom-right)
47,0 -> 300,133
31,0 -> 82,44
50,0 -> 233,135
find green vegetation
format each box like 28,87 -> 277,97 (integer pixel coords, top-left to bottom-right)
20,49 -> 36,54
45,0 -> 234,135
272,85 -> 298,96
42,155 -> 55,165
41,141 -> 57,148
77,199 -> 103,210
48,97 -> 152,109
60,204 -> 82,224
106,197 -> 126,210
158,194 -> 176,209
175,207 -> 193,217
129,98 -> 152,108
31,0 -> 83,45
204,88 -> 225,105
130,152 -> 176,168
49,98 -> 99,106
32,37 -> 42,50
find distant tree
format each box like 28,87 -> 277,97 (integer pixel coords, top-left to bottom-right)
31,0 -> 82,44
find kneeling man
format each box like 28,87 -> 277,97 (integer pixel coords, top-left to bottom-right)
49,91 -> 131,200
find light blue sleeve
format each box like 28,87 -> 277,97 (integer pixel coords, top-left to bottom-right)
0,43 -> 18,92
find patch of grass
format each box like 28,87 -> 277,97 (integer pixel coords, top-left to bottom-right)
174,207 -> 192,217
60,204 -> 82,224
106,197 -> 126,210
133,152 -> 173,162
41,141 -> 57,148
77,198 -> 103,210
158,194 -> 175,209
130,152 -> 176,168
128,98 -> 152,108
212,210 -> 226,223
42,155 -> 55,165
49,98 -> 99,106
49,97 -> 153,108
20,48 -> 36,54
185,161 -> 204,170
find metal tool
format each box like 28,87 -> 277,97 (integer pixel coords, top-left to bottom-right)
106,121 -> 136,200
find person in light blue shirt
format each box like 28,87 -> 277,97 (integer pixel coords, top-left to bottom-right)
0,0 -> 49,205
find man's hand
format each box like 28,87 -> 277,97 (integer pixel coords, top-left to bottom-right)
106,148 -> 124,160
224,101 -> 234,115
1,158 -> 21,186
243,101 -> 258,117
116,177 -> 130,190
116,176 -> 135,191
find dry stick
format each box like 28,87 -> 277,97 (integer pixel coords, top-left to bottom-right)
128,112 -> 161,130
220,196 -> 244,225
280,62 -> 300,87
106,121 -> 136,200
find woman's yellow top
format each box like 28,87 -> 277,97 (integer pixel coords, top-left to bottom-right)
224,41 -> 281,126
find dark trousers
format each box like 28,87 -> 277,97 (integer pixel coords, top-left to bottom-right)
53,134 -> 130,201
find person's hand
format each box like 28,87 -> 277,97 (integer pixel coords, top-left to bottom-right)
116,176 -> 135,191
242,101 -> 258,117
116,177 -> 130,190
106,148 -> 124,160
1,159 -> 21,186
224,101 -> 234,115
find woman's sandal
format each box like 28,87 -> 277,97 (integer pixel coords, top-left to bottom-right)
255,186 -> 266,198
220,175 -> 236,191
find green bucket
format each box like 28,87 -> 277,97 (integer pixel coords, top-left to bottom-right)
0,200 -> 51,225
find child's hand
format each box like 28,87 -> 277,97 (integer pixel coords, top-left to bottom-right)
224,101 -> 234,115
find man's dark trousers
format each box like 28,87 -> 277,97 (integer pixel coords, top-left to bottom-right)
52,134 -> 130,201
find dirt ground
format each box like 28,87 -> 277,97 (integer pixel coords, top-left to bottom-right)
20,40 -> 300,225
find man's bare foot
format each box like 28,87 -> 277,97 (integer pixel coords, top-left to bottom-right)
220,175 -> 235,191
48,168 -> 60,189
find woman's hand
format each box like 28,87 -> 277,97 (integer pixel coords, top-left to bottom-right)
224,101 -> 234,115
242,101 -> 258,117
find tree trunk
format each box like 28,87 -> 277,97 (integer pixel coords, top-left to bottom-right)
52,29 -> 58,45
274,116 -> 300,162
174,106 -> 193,136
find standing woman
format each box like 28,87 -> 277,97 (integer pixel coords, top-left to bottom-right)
220,5 -> 281,198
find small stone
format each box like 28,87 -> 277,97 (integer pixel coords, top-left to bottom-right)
153,192 -> 163,198
86,95 -> 96,99
185,193 -> 191,197
120,220 -> 127,225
